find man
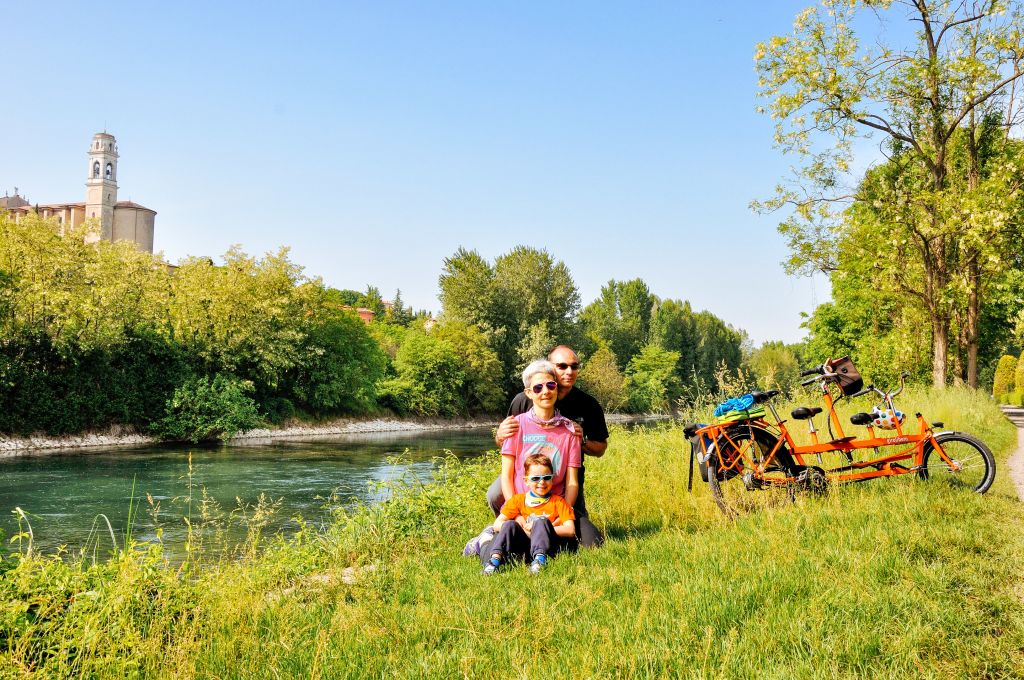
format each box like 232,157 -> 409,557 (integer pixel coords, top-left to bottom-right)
487,345 -> 609,547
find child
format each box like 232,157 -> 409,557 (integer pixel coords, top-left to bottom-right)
481,453 -> 576,575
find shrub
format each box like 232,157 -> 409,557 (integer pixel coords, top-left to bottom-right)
625,344 -> 682,413
1016,353 -> 1024,400
153,374 -> 261,442
992,354 -> 1017,398
577,344 -> 627,411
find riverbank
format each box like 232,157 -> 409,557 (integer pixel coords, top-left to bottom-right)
1,387 -> 1020,677
0,412 -> 659,455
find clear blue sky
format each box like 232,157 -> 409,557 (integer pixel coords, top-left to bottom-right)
3,0 -> 828,345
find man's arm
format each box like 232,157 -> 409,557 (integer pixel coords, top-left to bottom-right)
582,439 -> 608,458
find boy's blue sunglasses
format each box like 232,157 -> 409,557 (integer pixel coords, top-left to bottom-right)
527,474 -> 553,482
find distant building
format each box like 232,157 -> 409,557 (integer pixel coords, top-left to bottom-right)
1,132 -> 157,253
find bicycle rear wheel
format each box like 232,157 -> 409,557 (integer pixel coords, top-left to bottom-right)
919,432 -> 995,494
707,425 -> 796,518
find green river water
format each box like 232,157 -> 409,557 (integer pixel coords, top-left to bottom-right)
0,428 -> 497,558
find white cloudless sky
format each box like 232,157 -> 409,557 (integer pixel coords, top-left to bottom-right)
2,1 -> 836,344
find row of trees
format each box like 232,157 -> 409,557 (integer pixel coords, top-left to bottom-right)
437,249 -> 748,413
0,214 -> 757,439
755,0 -> 1024,391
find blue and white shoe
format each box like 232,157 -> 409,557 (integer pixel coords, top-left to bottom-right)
528,553 -> 548,575
482,556 -> 501,576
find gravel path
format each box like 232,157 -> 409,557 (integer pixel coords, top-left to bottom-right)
1002,406 -> 1024,501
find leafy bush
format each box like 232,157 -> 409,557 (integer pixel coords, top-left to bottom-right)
152,375 -> 261,442
378,332 -> 467,416
993,354 -> 1018,399
577,344 -> 626,411
625,344 -> 682,413
287,310 -> 387,416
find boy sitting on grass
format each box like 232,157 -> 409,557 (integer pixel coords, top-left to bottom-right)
481,453 -> 576,575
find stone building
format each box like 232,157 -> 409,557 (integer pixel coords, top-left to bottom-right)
0,132 -> 156,253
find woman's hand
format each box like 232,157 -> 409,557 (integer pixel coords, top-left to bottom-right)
554,519 -> 575,538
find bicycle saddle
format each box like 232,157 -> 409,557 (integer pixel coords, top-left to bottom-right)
850,412 -> 873,426
791,406 -> 823,420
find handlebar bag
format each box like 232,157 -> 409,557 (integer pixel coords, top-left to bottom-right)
827,356 -> 864,396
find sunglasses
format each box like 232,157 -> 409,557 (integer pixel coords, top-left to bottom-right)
527,474 -> 554,482
555,362 -> 580,371
531,381 -> 558,393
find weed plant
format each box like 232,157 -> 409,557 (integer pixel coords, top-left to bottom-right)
0,387 -> 1022,678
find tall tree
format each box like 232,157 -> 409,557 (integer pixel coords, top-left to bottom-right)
438,246 -> 580,392
755,0 -> 1024,387
580,279 -> 655,370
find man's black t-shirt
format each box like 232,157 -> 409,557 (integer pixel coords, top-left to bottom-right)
507,387 -> 609,443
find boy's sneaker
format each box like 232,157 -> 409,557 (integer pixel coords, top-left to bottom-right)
528,553 -> 548,575
482,556 -> 501,576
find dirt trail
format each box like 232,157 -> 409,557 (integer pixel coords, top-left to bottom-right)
1002,407 -> 1024,501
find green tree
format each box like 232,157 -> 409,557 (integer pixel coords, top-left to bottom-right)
746,341 -> 803,395
577,344 -> 626,411
1015,351 -> 1024,399
431,320 -> 505,412
377,332 -> 466,417
625,344 -> 682,413
287,303 -> 387,416
439,246 -> 581,393
358,285 -> 386,319
580,279 -> 654,370
168,246 -> 307,395
152,374 -> 261,443
755,0 -> 1024,387
386,289 -> 413,326
993,354 -> 1018,397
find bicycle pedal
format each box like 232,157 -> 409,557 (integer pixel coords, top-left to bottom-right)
741,470 -> 762,491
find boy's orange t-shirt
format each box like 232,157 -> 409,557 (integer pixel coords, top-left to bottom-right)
500,493 -> 575,526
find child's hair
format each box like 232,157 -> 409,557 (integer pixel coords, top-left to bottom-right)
523,453 -> 553,473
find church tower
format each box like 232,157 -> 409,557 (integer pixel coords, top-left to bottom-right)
85,132 -> 118,241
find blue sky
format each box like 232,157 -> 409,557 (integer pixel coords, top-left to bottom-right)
2,1 -> 830,344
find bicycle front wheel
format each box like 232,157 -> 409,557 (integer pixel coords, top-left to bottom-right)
707,426 -> 795,519
919,432 -> 996,494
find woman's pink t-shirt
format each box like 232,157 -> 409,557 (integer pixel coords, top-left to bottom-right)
501,411 -> 582,498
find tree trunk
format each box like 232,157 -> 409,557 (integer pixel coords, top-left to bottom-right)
932,315 -> 949,388
966,259 -> 980,388
964,107 -> 981,388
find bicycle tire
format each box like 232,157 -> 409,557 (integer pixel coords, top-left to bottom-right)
707,425 -> 797,518
918,432 -> 996,494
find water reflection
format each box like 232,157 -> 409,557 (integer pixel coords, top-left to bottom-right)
0,429 -> 497,557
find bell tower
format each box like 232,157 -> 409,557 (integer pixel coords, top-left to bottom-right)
85,132 -> 118,241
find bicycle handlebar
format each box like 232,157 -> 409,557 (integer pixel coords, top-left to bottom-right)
799,365 -> 825,377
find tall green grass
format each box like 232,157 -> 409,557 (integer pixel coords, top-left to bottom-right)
1,387 -> 1022,678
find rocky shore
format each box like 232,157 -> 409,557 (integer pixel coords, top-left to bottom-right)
0,417 -> 496,456
0,412 -> 661,456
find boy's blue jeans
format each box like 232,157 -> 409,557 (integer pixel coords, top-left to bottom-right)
479,517 -> 575,565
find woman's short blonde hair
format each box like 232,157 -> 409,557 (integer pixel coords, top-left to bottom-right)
521,359 -> 557,387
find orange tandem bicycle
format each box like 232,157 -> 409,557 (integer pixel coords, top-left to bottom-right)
684,357 -> 996,518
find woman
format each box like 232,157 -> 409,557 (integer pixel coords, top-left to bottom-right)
495,359 -> 581,512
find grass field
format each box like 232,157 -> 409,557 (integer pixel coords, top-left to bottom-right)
2,386 -> 1022,678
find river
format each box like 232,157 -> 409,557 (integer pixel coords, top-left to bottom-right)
0,428 -> 497,559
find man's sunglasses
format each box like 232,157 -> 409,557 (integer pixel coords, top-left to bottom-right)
531,381 -> 557,393
527,474 -> 553,482
555,362 -> 580,371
